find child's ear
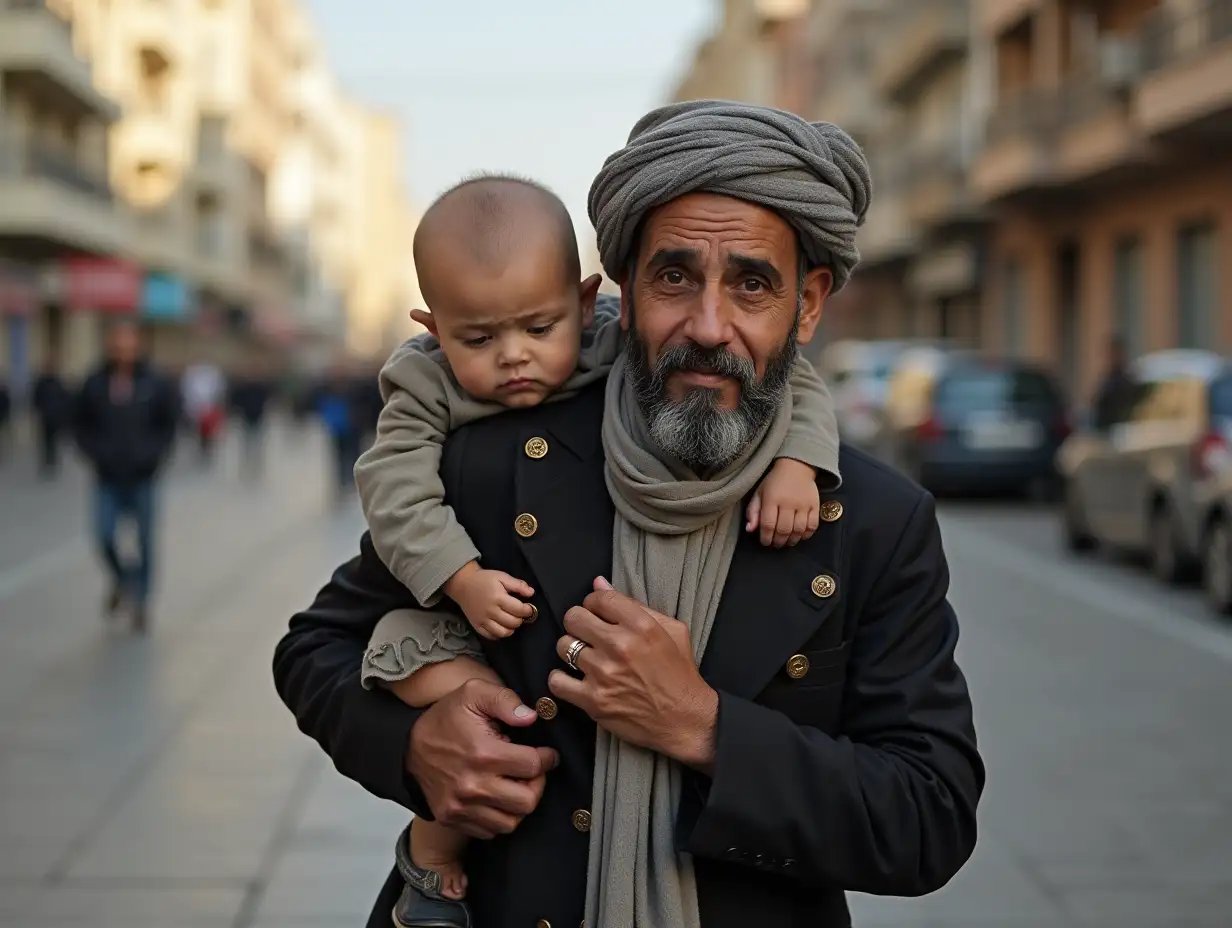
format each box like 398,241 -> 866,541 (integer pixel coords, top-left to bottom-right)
409,309 -> 438,336
579,273 -> 602,327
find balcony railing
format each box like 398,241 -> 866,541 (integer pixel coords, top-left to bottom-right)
984,87 -> 1063,146
1141,0 -> 1232,72
0,129 -> 112,201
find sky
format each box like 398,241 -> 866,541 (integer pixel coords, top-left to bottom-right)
304,0 -> 715,257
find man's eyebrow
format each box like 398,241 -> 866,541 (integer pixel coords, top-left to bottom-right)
645,248 -> 702,273
728,254 -> 783,289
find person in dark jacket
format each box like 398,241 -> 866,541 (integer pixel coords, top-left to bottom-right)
0,376 -> 10,461
229,359 -> 274,478
272,101 -> 982,928
32,354 -> 73,478
74,319 -> 179,632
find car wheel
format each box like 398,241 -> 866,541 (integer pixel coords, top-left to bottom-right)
1203,516 -> 1232,616
1063,481 -> 1096,553
1150,503 -> 1188,585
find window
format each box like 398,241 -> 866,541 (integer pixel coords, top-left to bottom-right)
934,369 -> 1062,413
1177,221 -> 1218,349
1113,236 -> 1144,358
1210,376 -> 1232,418
1002,259 -> 1025,356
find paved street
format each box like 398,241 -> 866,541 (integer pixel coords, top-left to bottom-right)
1,430 -> 1230,927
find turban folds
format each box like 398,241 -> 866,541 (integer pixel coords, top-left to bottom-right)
588,99 -> 873,291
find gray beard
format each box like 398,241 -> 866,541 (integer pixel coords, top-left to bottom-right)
624,300 -> 798,475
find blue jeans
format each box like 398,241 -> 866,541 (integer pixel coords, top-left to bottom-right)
93,481 -> 156,606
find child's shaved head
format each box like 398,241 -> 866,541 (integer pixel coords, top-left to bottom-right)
413,174 -> 581,307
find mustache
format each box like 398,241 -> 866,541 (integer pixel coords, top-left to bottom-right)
652,342 -> 757,389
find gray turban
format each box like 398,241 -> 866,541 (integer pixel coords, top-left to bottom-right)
588,99 -> 872,291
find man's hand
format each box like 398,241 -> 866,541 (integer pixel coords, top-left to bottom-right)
407,679 -> 558,839
548,578 -> 718,772
443,562 -> 536,640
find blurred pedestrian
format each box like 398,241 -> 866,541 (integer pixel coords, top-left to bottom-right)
73,320 -> 179,633
1093,335 -> 1137,429
229,359 -> 273,478
316,363 -> 364,499
181,360 -> 226,466
31,353 -> 73,478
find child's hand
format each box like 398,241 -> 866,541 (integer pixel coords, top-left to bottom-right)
746,458 -> 820,548
444,563 -> 536,640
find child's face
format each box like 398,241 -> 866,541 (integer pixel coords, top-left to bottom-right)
427,244 -> 595,408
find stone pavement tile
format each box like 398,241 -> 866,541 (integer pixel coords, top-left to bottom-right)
291,762 -> 405,850
254,843 -> 393,922
847,833 -> 1068,924
16,884 -> 244,927
1059,883 -> 1231,926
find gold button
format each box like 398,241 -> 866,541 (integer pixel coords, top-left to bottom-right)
820,500 -> 843,522
514,513 -> 538,538
811,574 -> 836,598
537,921 -> 551,928
535,696 -> 557,720
525,436 -> 549,459
786,654 -> 810,680
572,809 -> 591,832
525,603 -> 538,624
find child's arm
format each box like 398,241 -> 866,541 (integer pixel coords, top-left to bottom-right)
355,338 -> 537,637
361,608 -> 502,708
747,355 -> 842,547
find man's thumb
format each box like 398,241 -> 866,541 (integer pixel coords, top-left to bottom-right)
472,683 -> 538,727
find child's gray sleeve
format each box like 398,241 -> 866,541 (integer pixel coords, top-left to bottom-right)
353,338 -> 482,606
360,608 -> 486,689
778,355 -> 843,485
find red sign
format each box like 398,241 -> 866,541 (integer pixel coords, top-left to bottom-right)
61,257 -> 141,313
0,260 -> 38,316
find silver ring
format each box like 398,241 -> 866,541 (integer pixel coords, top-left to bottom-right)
565,638 -> 589,671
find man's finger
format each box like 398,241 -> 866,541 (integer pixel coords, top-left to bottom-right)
478,738 -> 559,781
562,609 -> 619,650
465,680 -> 538,727
555,634 -> 600,673
547,668 -> 591,709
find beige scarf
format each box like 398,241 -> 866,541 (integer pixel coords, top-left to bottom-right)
587,355 -> 793,928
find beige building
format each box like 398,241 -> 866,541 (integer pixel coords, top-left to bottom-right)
0,0 -> 129,381
973,0 -> 1232,401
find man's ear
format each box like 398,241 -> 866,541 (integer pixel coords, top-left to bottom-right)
579,273 -> 602,328
409,308 -> 438,336
795,266 -> 834,346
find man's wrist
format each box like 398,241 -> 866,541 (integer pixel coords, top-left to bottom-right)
668,684 -> 719,774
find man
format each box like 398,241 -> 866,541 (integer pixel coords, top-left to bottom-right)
1092,333 -> 1137,430
181,358 -> 226,466
228,357 -> 274,479
32,352 -> 73,478
274,101 -> 982,928
74,319 -> 179,632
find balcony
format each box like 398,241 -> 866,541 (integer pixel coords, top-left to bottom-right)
1052,77 -> 1149,185
873,0 -> 969,103
971,88 -> 1062,202
0,0 -> 120,122
900,140 -> 980,230
858,153 -> 920,268
1136,0 -> 1232,137
115,106 -> 186,174
133,202 -> 191,274
0,128 -> 130,254
980,0 -> 1042,36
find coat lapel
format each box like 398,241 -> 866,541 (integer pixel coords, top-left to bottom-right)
701,493 -> 847,700
513,388 -> 613,628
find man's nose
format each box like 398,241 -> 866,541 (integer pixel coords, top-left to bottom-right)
685,282 -> 731,348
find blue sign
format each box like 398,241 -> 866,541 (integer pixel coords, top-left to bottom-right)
142,273 -> 195,320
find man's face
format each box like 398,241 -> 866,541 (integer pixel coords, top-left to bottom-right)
620,193 -> 832,472
106,323 -> 141,367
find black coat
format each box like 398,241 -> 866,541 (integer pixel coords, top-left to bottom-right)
273,380 -> 982,928
73,361 -> 179,485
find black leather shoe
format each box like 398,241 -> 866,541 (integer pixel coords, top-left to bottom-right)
391,824 -> 472,928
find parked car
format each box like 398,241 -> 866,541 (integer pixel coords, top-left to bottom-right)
1059,350 -> 1232,592
878,344 -> 970,466
889,357 -> 1069,497
1192,372 -> 1232,615
819,339 -> 915,453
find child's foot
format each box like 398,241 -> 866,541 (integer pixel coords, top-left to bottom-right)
392,825 -> 471,928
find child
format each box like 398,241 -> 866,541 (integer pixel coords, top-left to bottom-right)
353,175 -> 840,928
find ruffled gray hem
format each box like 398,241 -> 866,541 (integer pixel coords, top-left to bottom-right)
361,609 -> 485,689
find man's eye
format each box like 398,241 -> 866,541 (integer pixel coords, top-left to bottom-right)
661,270 -> 686,286
742,278 -> 766,292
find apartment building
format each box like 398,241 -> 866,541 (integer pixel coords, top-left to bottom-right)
973,0 -> 1232,400
0,0 -> 130,384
